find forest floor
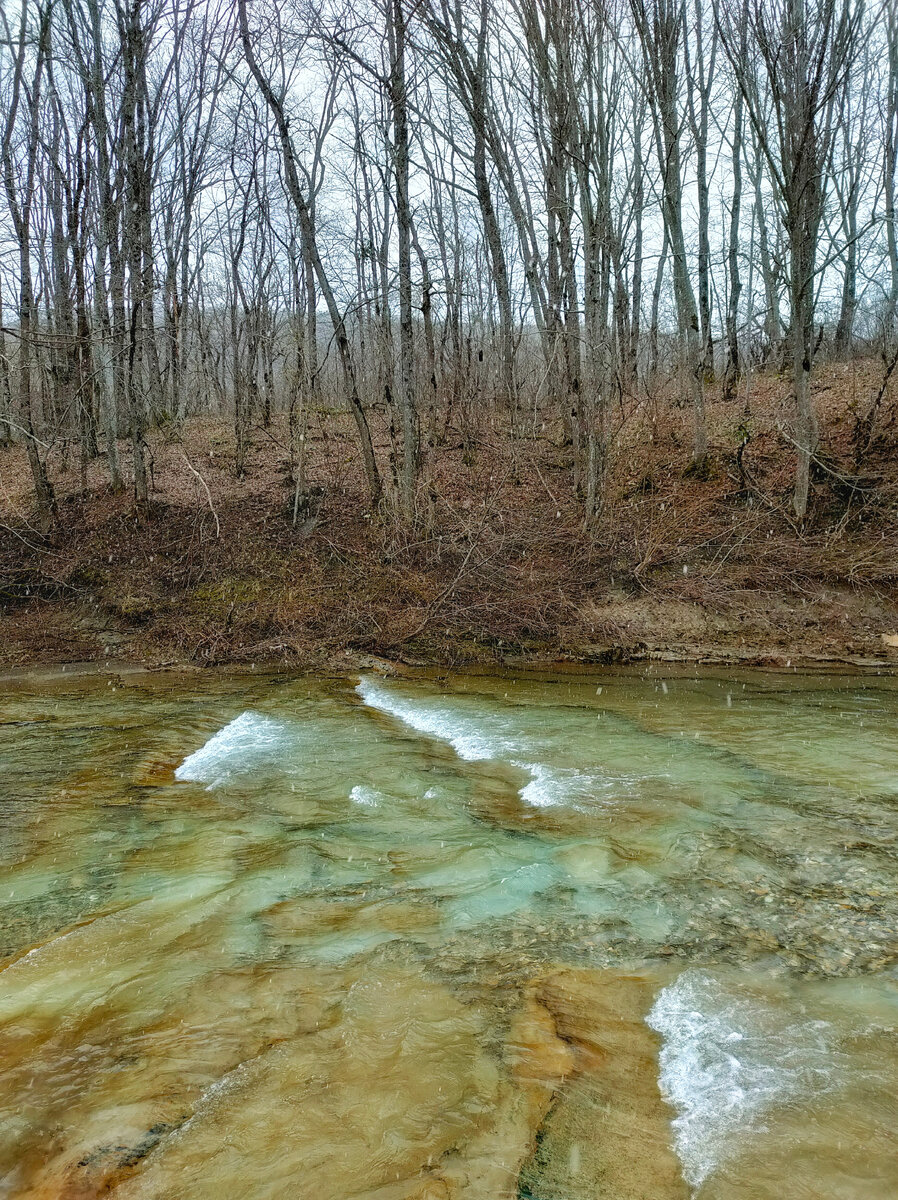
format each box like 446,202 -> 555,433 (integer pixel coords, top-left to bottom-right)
2,356 -> 898,675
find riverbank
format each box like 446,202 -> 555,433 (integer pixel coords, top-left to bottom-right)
1,582 -> 897,674
3,524 -> 896,673
2,361 -> 897,673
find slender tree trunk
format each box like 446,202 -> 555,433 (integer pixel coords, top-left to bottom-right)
631,115 -> 644,388
650,227 -> 669,380
0,285 -> 11,446
724,39 -> 744,400
238,0 -> 382,507
885,6 -> 898,338
120,0 -> 149,503
389,0 -> 418,522
834,210 -> 857,356
685,0 -> 717,379
634,0 -> 707,459
752,159 -> 781,362
93,241 -> 123,490
1,0 -> 56,524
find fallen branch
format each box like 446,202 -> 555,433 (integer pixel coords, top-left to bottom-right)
182,453 -> 220,539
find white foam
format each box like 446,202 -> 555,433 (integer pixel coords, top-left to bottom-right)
647,970 -> 835,1189
520,764 -> 583,808
349,784 -> 381,807
518,763 -> 625,808
175,711 -> 288,788
356,676 -> 507,761
357,676 -> 622,812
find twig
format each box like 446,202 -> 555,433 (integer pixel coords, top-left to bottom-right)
533,458 -> 559,507
854,343 -> 898,465
182,453 -> 220,539
778,428 -> 877,494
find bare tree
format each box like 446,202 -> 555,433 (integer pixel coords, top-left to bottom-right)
831,41 -> 876,357
683,0 -> 719,379
632,0 -> 708,461
0,0 -> 56,525
421,0 -> 519,408
238,0 -> 383,506
722,1 -> 746,398
387,0 -> 419,521
719,0 -> 866,518
883,2 -> 898,339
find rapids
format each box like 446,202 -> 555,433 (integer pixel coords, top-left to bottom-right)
0,667 -> 895,1198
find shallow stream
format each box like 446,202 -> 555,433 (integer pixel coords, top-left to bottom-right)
0,667 -> 896,1198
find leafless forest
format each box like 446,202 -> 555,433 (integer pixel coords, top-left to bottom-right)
1,0 -> 898,666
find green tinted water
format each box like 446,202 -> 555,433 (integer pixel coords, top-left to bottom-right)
0,668 -> 895,1198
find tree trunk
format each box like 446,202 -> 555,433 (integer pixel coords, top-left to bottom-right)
238,0 -> 382,507
723,35 -> 744,400
389,0 -> 418,522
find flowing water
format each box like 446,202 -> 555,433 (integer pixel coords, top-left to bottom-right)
0,666 -> 896,1199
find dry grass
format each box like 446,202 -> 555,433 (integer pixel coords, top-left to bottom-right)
1,357 -> 897,669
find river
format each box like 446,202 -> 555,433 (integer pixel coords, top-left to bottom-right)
0,667 -> 895,1198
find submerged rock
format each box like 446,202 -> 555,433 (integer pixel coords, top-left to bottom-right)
519,968 -> 689,1200
107,957 -> 519,1200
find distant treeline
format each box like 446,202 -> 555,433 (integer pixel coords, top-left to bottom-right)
0,0 -> 894,523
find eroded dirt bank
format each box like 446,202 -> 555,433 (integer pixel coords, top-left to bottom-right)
2,482 -> 896,672
3,538 -> 896,674
2,362 -> 897,673
2,589 -> 898,675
